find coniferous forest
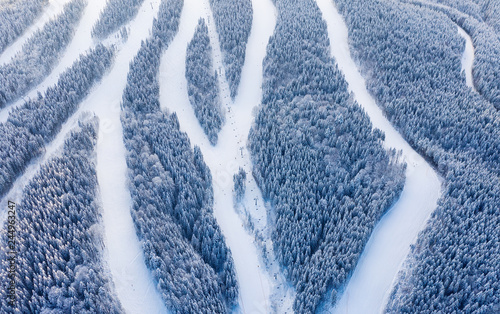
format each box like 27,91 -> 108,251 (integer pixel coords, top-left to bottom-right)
0,0 -> 498,313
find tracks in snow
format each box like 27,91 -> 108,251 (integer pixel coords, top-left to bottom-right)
159,0 -> 282,312
315,1 -> 442,313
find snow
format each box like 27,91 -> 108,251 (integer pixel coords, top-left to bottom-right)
0,0 -> 72,66
457,26 -> 477,91
315,0 -> 443,313
409,1 -> 477,92
159,0 -> 289,312
0,0 -> 451,312
57,1 -> 169,313
1,1 -> 168,313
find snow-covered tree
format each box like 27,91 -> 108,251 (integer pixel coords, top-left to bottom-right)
209,0 -> 252,99
0,116 -> 123,313
249,0 -> 405,311
185,18 -> 225,145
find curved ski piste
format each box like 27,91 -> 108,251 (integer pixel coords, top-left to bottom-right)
159,0 -> 281,312
0,0 -> 107,123
315,1 -> 442,313
0,0 -> 72,65
409,1 -> 477,93
457,26 -> 476,91
411,1 -> 477,93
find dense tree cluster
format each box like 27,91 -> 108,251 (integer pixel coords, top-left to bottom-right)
0,116 -> 124,313
91,0 -> 144,39
333,0 -> 500,311
185,19 -> 225,145
0,0 -> 86,108
0,44 -> 115,197
233,168 -> 246,203
152,0 -> 183,46
408,0 -> 500,109
209,0 -> 252,99
0,0 -> 48,54
248,0 -> 405,312
120,0 -> 238,312
460,16 -> 500,109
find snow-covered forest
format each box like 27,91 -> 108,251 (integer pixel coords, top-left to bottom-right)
0,0 -> 498,313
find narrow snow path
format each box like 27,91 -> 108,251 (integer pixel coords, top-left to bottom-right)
457,26 -> 476,91
0,0 -> 72,65
316,1 -> 442,313
0,0 -> 103,222
159,0 -> 278,312
410,1 -> 477,92
0,0 -> 106,123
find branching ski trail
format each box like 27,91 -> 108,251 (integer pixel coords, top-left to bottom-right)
158,0 -> 285,312
316,0 -> 442,313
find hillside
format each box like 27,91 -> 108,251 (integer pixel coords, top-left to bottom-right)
0,0 -> 498,313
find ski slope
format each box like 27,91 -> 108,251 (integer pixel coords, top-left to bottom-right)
316,1 -> 443,313
54,1 -> 169,313
158,0 -> 287,312
1,1 -> 168,313
457,26 -> 476,91
2,0 -> 477,312
409,1 -> 477,92
0,0 -> 72,66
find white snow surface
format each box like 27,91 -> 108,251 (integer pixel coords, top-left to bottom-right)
159,0 -> 289,312
0,0 -> 450,313
1,1 -> 168,313
457,26 -> 477,91
60,1 -> 169,313
316,1 -> 443,313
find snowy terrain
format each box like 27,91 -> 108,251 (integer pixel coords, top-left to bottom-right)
1,0 -> 495,312
158,0 -> 295,311
0,1 -> 167,313
316,0 -> 442,312
0,0 -> 106,122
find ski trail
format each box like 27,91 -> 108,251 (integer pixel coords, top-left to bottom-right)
228,0 -> 296,312
2,1 -> 168,313
48,1 -> 168,313
0,0 -> 72,65
0,0 -> 107,123
457,26 -> 476,91
407,1 -> 477,92
159,0 -> 277,312
0,0 -> 103,226
316,1 -> 442,313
